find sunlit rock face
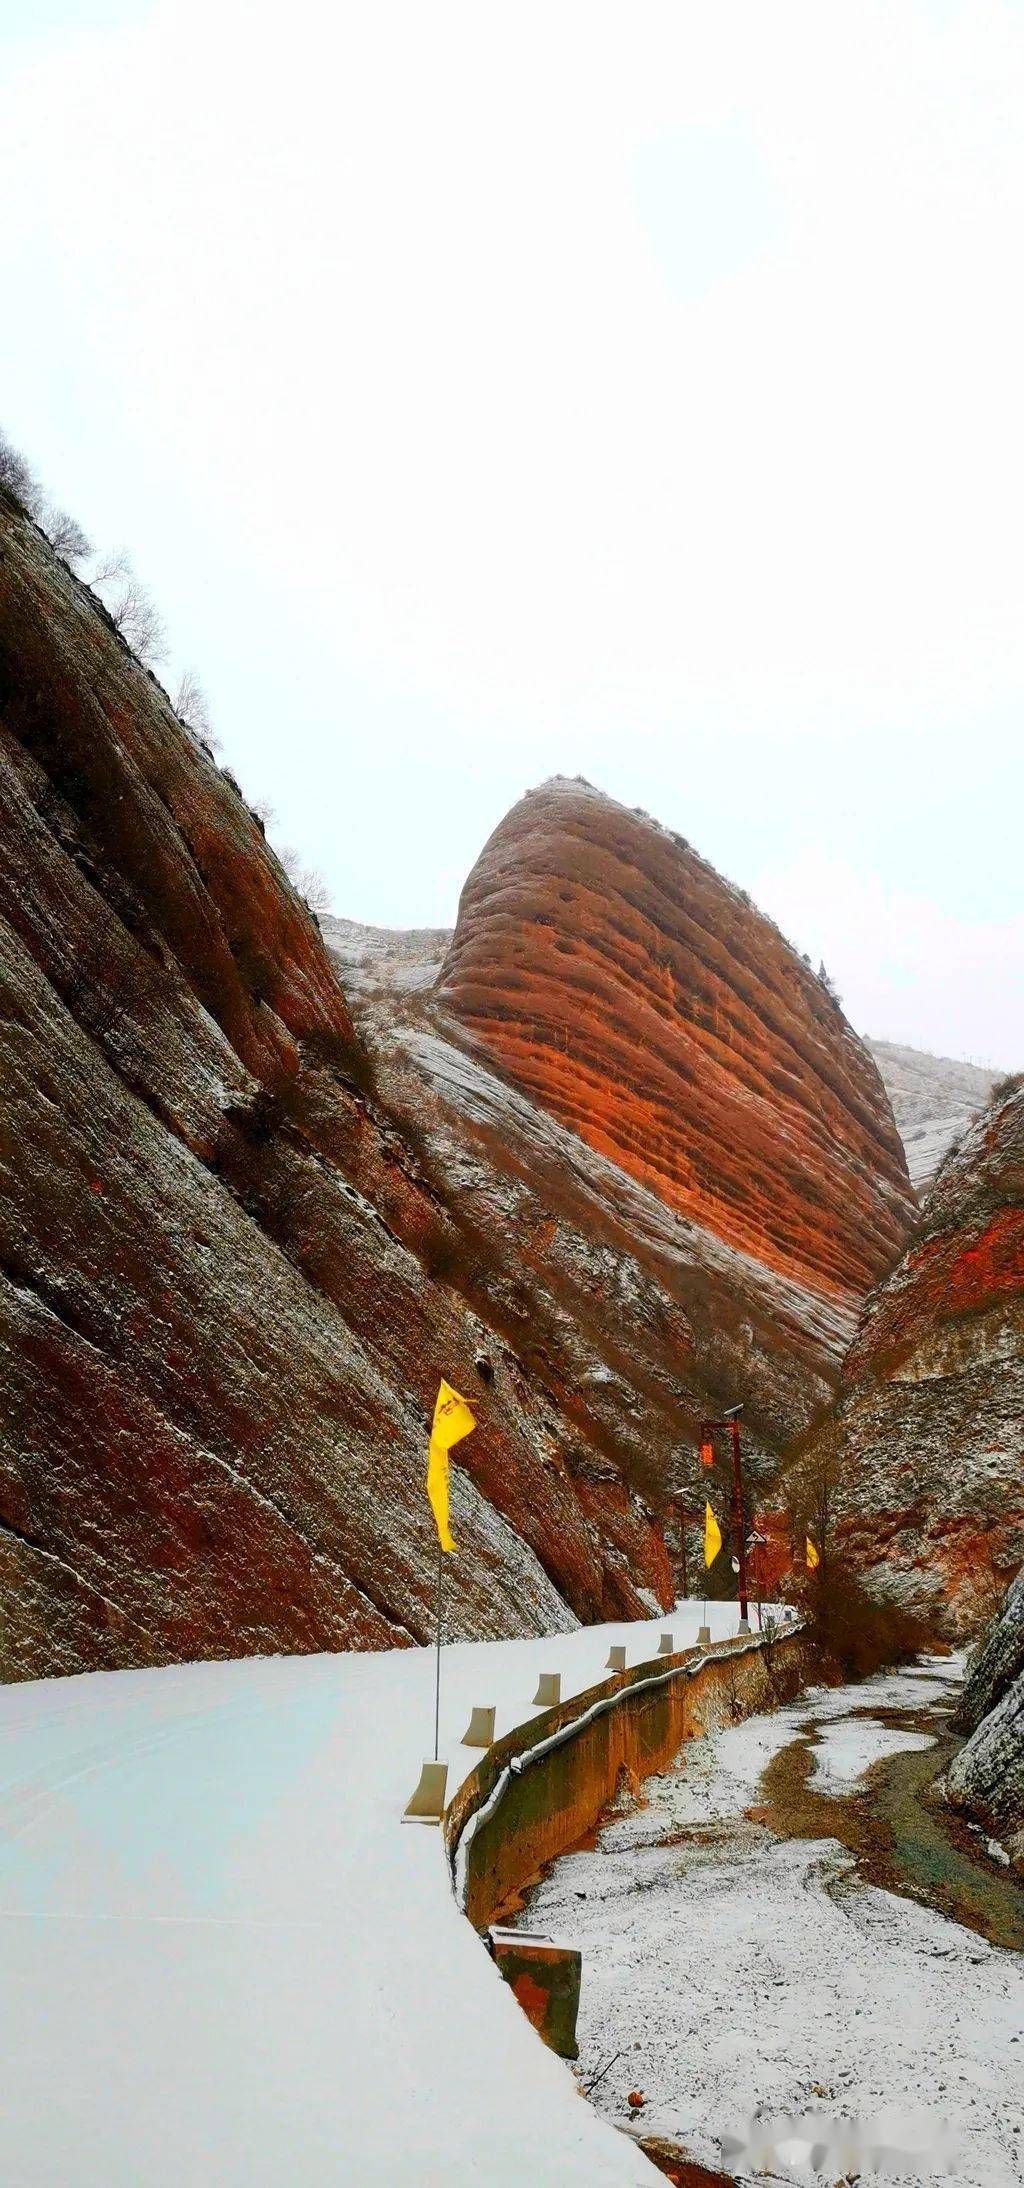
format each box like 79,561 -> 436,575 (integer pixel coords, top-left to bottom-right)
436,779 -> 915,1303
0,497 -> 674,1680
828,1080 -> 1024,1636
319,785 -> 916,1563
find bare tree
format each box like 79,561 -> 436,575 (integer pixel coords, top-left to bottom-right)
295,866 -> 332,914
173,669 -> 220,748
92,549 -> 167,665
43,507 -> 92,564
278,842 -> 332,913
0,430 -> 43,518
114,579 -> 167,663
91,546 -> 132,588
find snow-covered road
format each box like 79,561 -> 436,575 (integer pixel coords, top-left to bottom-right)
0,1601 -> 742,2185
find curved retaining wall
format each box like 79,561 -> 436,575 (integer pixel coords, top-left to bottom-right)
445,1629 -> 809,1929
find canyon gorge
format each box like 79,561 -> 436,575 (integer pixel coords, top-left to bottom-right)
0,484 -> 1020,1685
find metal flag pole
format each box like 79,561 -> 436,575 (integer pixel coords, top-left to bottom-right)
434,1536 -> 443,1762
727,1407 -> 749,1626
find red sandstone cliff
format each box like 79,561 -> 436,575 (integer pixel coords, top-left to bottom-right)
807,1077 -> 1024,1636
0,493 -> 674,1680
324,790 -> 915,1554
436,781 -> 913,1304
0,491 -> 925,1684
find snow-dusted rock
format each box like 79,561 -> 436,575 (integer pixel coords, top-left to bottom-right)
0,491 -> 669,1677
947,1566 -> 1024,1844
806,1079 -> 1024,1635
867,1039 -> 1004,1193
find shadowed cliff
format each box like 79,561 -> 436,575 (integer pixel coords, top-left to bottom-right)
0,495 -> 678,1679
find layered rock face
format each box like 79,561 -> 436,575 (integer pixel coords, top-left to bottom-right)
947,1567 -> 1024,1856
0,494 -> 932,1685
824,1080 -> 1024,1635
436,781 -> 914,1304
326,795 -> 914,1539
0,495 -> 675,1680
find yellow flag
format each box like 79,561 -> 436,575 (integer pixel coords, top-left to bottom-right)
426,1380 -> 476,1552
806,1536 -> 820,1571
704,1501 -> 722,1568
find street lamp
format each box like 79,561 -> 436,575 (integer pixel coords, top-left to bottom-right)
698,1403 -> 749,1630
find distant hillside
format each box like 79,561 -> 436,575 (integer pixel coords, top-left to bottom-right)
868,1039 -> 1004,1193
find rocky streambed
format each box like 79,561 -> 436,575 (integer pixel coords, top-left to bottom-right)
513,1656 -> 1024,2185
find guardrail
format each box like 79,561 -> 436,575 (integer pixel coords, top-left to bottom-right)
444,1624 -> 808,1929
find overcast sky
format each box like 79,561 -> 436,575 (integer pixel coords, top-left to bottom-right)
2,0 -> 1021,1066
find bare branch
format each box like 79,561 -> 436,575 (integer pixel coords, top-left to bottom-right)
109,577 -> 168,664
277,842 -> 332,915
295,865 -> 332,914
173,669 -> 219,748
43,507 -> 92,564
91,546 -> 133,588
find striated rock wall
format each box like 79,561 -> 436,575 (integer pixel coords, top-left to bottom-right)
326,795 -> 920,1551
818,1080 -> 1024,1636
327,923 -> 854,1551
947,1567 -> 1024,1852
436,779 -> 914,1304
0,494 -> 676,1680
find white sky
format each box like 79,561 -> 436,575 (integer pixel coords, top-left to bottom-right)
1,0 -> 1021,1066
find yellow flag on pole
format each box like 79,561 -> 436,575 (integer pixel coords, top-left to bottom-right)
704,1501 -> 722,1568
806,1536 -> 820,1571
426,1380 -> 476,1552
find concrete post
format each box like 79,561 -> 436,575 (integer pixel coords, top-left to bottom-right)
532,1672 -> 561,1707
462,1705 -> 496,1748
403,1758 -> 448,1823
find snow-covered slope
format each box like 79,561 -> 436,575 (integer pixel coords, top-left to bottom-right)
0,1604 -> 742,2187
867,1039 -> 1005,1192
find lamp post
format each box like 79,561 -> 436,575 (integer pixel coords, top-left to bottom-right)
698,1404 -> 749,1628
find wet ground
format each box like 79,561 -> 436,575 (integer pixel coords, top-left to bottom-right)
515,1655 -> 1024,2185
754,1665 -> 1024,1951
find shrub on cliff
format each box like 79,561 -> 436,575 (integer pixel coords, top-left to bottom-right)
989,1071 -> 1024,1105
798,1560 -> 934,1682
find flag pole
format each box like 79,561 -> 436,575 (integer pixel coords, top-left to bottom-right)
434,1536 -> 443,1762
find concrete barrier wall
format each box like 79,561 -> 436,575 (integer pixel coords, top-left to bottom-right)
445,1630 -> 808,1930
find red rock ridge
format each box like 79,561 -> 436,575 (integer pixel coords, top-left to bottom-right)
436,778 -> 914,1304
813,1079 -> 1024,1635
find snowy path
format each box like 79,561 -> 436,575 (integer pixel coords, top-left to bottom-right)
518,1658 -> 1024,2186
0,1601 -> 742,2185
